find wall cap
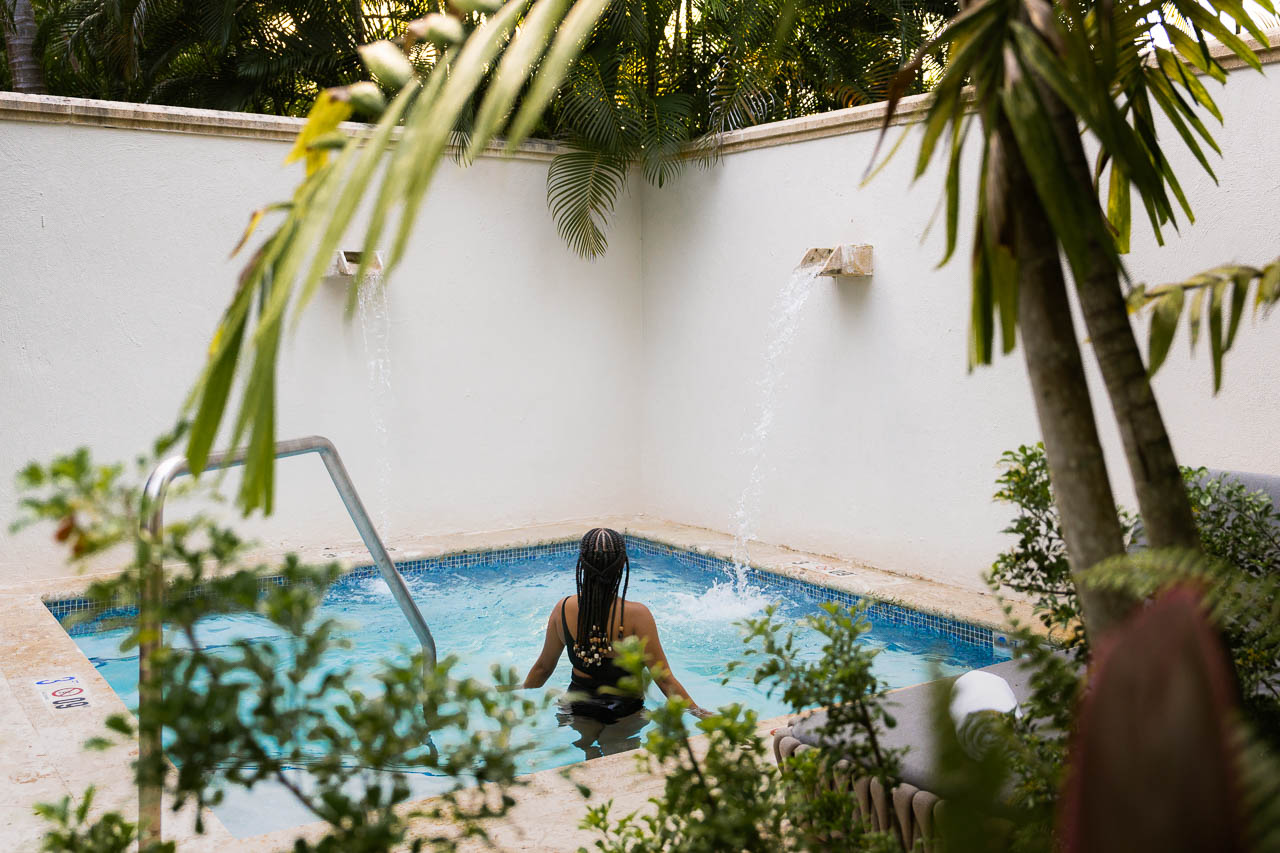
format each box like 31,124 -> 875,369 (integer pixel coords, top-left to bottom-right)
1,29 -> 1275,160
0,91 -> 562,162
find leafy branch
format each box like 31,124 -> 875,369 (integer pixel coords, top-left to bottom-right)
17,442 -> 544,851
1127,256 -> 1280,390
874,0 -> 1273,369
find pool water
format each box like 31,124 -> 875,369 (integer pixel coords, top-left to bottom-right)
70,548 -> 995,836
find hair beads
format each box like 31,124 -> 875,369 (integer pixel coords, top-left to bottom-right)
573,528 -> 630,668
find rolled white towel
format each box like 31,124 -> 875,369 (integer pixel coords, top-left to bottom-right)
949,670 -> 1022,760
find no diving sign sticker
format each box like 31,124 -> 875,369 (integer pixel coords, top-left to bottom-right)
34,675 -> 92,711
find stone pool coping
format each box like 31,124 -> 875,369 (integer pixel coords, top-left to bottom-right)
0,516 -> 1036,849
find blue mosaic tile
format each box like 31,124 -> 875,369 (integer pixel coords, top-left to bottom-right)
43,535 -> 995,652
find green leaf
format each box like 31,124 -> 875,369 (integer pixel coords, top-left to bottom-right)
357,48 -> 456,290
1107,163 -> 1131,255
284,91 -> 353,176
1189,286 -> 1206,353
467,0 -> 572,162
871,0 -> 1003,173
969,190 -> 994,369
1226,269 -> 1250,349
1154,47 -> 1222,124
293,82 -> 420,325
1148,286 -> 1183,376
505,0 -> 612,150
186,311 -> 246,477
1167,25 -> 1226,84
546,149 -> 630,258
993,242 -> 1018,354
1209,0 -> 1272,45
1258,261 -> 1280,311
638,94 -> 694,188
1208,281 -> 1225,392
387,0 -> 534,270
999,67 -> 1123,288
1181,4 -> 1261,71
940,115 -> 970,267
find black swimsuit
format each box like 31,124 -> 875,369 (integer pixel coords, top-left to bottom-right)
561,597 -> 645,723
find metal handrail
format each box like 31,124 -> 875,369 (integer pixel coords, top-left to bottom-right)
135,435 -> 436,844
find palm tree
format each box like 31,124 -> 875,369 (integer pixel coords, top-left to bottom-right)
3,0 -> 46,92
30,0 -> 444,112
880,0 -> 1275,636
543,0 -> 956,257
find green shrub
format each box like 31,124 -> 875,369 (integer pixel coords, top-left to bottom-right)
988,443 -> 1280,743
14,442 -> 540,852
581,604 -> 903,852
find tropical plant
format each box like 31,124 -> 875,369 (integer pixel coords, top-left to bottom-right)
2,0 -> 46,92
14,438 -> 543,851
1127,255 -> 1280,391
25,0 -> 448,113
583,558 -> 1280,852
874,0 -> 1275,638
583,603 -> 904,852
542,0 -> 956,257
535,0 -> 957,256
6,0 -> 956,257
989,442 -> 1280,742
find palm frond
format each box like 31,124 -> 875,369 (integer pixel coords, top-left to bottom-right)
546,147 -> 629,258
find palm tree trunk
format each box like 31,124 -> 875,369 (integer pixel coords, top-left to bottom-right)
1035,81 -> 1200,553
998,124 -> 1134,637
962,13 -> 1135,636
3,0 -> 46,94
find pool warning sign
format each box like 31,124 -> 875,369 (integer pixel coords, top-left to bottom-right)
34,675 -> 92,711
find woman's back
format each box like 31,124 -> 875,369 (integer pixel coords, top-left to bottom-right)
520,527 -> 708,722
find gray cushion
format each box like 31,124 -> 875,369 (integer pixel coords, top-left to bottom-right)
789,657 -> 1040,789
1206,469 -> 1280,513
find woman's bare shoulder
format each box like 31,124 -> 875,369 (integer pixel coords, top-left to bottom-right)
623,599 -> 654,624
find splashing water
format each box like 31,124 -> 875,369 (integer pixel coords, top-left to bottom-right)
672,580 -> 774,622
727,259 -> 824,593
357,274 -> 394,537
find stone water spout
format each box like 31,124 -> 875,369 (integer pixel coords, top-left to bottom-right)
799,244 -> 873,278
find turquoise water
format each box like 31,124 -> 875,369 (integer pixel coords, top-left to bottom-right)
70,550 -> 994,836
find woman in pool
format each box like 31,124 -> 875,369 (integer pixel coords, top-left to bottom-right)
522,528 -> 711,735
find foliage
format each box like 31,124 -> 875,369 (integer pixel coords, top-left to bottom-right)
941,584 -> 1280,853
1086,548 -> 1280,742
543,0 -> 955,257
873,0 -> 1273,369
36,786 -> 172,853
989,442 -> 1280,743
582,603 -> 903,852
987,443 -> 1136,649
15,442 -> 542,852
6,0 -> 433,113
1127,256 -> 1280,391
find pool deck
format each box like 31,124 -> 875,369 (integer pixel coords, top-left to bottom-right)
0,516 -> 1036,850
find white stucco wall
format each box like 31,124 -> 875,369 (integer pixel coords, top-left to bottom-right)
2,47 -> 1278,592
0,113 -> 645,583
638,60 -> 1280,591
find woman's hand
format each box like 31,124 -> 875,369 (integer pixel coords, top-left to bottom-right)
689,705 -> 714,720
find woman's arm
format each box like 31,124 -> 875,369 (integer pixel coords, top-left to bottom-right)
630,604 -> 712,718
522,601 -> 566,688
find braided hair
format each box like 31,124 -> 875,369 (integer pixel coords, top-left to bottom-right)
573,528 -> 630,668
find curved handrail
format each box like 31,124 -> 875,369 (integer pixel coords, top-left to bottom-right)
140,435 -> 436,659
136,435 -> 436,843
